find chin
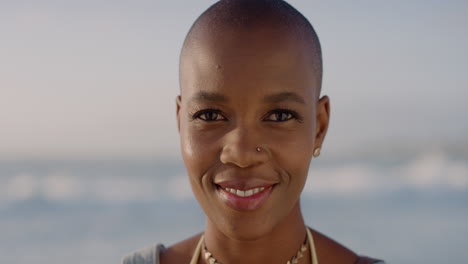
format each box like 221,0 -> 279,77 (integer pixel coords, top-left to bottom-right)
208,206 -> 284,241
221,218 -> 276,241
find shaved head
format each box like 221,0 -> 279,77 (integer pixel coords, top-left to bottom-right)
179,0 -> 323,96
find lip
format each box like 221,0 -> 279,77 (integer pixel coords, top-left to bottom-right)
215,178 -> 278,190
216,184 -> 274,211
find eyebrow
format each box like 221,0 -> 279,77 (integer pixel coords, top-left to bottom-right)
189,91 -> 228,103
188,91 -> 305,104
263,92 -> 305,104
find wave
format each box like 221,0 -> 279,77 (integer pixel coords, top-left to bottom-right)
1,151 -> 467,204
304,151 -> 468,196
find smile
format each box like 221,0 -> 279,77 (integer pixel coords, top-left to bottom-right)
223,187 -> 265,197
216,184 -> 274,211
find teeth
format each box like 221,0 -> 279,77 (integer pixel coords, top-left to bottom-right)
223,186 -> 266,197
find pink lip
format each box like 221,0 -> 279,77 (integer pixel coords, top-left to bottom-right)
216,185 -> 274,211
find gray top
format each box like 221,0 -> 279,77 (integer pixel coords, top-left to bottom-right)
122,244 -> 385,264
122,244 -> 164,264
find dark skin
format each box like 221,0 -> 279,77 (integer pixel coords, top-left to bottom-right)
160,229 -> 358,264
162,21 -> 358,264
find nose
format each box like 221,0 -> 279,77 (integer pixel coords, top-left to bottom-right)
220,126 -> 270,168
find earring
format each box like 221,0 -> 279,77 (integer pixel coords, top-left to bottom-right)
313,147 -> 321,157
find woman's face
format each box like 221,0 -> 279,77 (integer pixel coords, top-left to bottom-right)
177,28 -> 329,240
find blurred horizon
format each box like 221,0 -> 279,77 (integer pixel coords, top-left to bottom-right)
1,154 -> 468,264
2,150 -> 468,205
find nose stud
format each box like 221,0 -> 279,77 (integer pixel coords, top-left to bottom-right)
256,147 -> 261,152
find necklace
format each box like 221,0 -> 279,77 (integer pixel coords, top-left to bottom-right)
203,234 -> 307,264
189,228 -> 318,264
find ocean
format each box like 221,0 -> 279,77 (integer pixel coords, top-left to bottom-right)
1,151 -> 467,263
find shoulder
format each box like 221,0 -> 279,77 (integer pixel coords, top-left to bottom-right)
309,228 -> 384,264
121,243 -> 165,264
159,233 -> 203,264
122,233 -> 203,264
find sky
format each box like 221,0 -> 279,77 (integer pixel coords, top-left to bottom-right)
1,0 -> 467,159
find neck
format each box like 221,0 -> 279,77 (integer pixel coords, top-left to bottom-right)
202,201 -> 309,264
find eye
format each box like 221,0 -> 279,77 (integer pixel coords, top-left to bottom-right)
264,109 -> 301,122
191,109 -> 226,122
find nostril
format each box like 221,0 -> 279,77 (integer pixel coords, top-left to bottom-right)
220,143 -> 270,168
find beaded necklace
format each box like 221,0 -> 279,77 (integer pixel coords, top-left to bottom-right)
189,228 -> 318,264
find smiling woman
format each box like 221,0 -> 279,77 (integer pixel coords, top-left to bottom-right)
123,1 -> 383,263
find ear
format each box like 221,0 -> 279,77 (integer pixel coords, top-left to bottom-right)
176,95 -> 182,132
315,95 -> 330,149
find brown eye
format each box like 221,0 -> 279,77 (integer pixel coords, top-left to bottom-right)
201,112 -> 220,121
192,109 -> 226,121
264,109 -> 302,122
265,109 -> 297,122
274,112 -> 292,121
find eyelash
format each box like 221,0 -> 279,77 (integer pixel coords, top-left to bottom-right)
268,108 -> 303,123
190,108 -> 303,123
190,108 -> 226,121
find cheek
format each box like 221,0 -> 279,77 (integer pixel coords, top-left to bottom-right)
180,121 -> 219,179
268,124 -> 315,181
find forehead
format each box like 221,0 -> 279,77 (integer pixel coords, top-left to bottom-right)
180,26 -> 319,102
